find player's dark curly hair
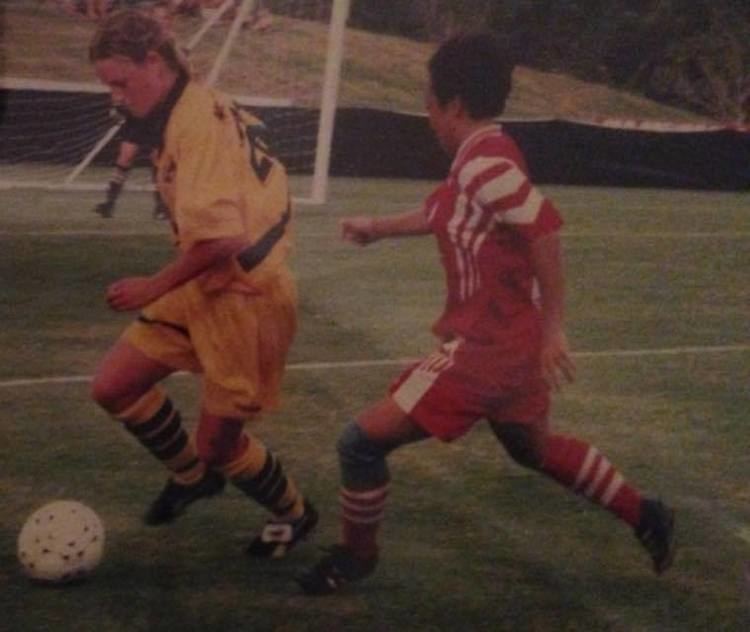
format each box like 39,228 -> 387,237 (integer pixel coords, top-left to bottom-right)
428,32 -> 515,119
89,9 -> 187,75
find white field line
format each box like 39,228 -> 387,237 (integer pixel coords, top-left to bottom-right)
563,231 -> 750,239
0,230 -> 167,238
574,343 -> 750,358
1,343 -> 748,390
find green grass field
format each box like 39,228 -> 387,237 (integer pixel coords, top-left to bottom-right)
0,179 -> 749,631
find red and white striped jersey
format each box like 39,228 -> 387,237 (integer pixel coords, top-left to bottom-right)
423,125 -> 563,345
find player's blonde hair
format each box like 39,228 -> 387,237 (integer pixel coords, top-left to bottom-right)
89,9 -> 189,76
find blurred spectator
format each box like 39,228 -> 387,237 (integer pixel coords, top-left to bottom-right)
86,0 -> 111,19
247,1 -> 273,31
52,0 -> 117,20
171,0 -> 201,17
200,0 -> 273,31
149,0 -> 177,33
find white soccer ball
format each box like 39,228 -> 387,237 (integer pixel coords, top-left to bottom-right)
17,500 -> 105,584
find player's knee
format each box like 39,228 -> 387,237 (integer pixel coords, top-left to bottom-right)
492,423 -> 544,470
89,373 -> 131,415
337,421 -> 390,489
89,376 -> 110,410
195,418 -> 246,467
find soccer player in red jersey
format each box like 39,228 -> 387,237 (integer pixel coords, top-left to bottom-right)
299,31 -> 675,595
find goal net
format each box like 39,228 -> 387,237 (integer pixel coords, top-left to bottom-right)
0,0 -> 350,204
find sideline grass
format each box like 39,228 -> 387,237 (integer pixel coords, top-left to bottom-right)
1,179 -> 749,631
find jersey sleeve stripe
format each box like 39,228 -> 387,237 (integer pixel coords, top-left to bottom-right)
458,156 -> 516,197
473,163 -> 528,208
499,187 -> 545,225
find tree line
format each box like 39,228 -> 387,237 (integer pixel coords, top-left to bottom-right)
347,0 -> 749,124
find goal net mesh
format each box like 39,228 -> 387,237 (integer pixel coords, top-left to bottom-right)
0,0 -> 348,203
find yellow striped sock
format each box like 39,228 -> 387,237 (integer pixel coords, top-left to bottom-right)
116,388 -> 205,486
222,436 -> 304,520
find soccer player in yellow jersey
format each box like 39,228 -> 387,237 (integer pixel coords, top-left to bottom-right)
88,9 -> 317,558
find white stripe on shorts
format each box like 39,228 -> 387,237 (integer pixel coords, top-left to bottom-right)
392,341 -> 459,414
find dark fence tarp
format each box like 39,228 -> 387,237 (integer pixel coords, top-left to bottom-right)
512,119 -> 750,190
330,109 -> 750,190
1,89 -> 749,190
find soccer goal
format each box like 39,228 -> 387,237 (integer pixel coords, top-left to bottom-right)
0,0 -> 350,204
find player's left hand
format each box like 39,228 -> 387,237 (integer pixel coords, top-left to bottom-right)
540,328 -> 576,391
106,277 -> 160,311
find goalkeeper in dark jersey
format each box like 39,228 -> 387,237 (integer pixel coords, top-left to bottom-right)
93,110 -> 169,219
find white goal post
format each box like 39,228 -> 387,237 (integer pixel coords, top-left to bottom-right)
0,0 -> 351,205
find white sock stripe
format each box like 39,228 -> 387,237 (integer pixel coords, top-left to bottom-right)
341,510 -> 385,525
584,457 -> 612,498
340,486 -> 390,503
574,447 -> 599,490
340,496 -> 387,514
600,472 -> 625,506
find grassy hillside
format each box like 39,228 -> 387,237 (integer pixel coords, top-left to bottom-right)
2,1 -> 709,122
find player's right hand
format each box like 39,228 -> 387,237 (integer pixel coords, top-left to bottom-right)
340,216 -> 378,246
540,328 -> 576,391
106,276 -> 159,311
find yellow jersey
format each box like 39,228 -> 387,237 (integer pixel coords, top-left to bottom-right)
153,76 -> 292,293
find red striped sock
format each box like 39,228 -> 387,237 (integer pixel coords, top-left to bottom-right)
340,485 -> 389,559
541,434 -> 642,526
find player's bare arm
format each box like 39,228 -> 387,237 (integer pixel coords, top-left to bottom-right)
340,207 -> 431,246
106,235 -> 247,311
530,232 -> 576,390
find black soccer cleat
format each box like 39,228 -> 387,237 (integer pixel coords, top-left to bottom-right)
93,202 -> 115,218
635,498 -> 676,574
297,545 -> 378,596
143,469 -> 226,526
246,500 -> 318,559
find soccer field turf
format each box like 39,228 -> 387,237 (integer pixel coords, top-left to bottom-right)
1,178 -> 748,630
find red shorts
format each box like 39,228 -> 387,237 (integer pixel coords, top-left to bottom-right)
389,337 -> 549,441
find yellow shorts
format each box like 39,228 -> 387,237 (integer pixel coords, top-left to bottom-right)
122,269 -> 297,419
